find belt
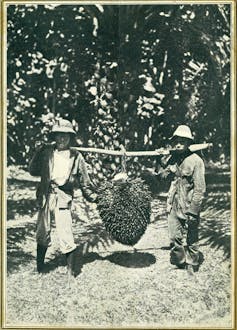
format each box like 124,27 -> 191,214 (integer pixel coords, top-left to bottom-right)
50,181 -> 73,195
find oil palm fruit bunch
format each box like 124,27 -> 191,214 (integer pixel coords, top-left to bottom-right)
97,173 -> 152,246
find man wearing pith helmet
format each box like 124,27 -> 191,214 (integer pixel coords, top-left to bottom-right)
29,118 -> 97,277
165,124 -> 206,275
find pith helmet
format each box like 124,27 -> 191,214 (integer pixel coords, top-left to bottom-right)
170,125 -> 194,140
51,118 -> 76,135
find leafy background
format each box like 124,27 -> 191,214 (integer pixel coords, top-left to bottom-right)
7,4 -> 230,172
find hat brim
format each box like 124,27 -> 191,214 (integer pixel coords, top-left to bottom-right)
169,134 -> 194,140
51,127 -> 76,135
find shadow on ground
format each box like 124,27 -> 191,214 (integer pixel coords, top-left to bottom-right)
44,248 -> 156,277
199,220 -> 230,260
105,251 -> 156,268
7,223 -> 36,273
7,199 -> 39,220
7,178 -> 38,188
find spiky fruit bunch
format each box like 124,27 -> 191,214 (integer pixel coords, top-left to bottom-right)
97,177 -> 152,246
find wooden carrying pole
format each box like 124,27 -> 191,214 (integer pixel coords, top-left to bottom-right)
71,143 -> 213,157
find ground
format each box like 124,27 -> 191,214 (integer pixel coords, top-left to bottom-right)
5,166 -> 232,328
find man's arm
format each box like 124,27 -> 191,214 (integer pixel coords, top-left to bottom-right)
28,146 -> 44,176
186,157 -> 206,217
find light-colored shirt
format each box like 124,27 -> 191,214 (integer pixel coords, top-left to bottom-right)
51,149 -> 71,186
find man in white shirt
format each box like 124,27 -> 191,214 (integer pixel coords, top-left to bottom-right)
29,118 -> 97,276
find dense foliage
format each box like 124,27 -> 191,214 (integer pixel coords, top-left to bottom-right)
7,4 -> 231,173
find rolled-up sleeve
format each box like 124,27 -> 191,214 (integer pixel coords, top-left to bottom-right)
187,158 -> 206,216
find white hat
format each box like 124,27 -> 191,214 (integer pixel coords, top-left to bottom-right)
170,125 -> 194,140
51,119 -> 76,135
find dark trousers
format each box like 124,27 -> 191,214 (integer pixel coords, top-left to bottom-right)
168,207 -> 200,266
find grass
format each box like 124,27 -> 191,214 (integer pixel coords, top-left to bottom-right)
5,166 -> 232,328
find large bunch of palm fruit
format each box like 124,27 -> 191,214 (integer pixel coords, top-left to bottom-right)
97,173 -> 152,246
81,67 -> 152,245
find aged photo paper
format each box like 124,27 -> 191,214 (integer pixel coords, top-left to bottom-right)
1,1 -> 236,329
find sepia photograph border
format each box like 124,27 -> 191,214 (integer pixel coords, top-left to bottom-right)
1,0 -> 236,329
